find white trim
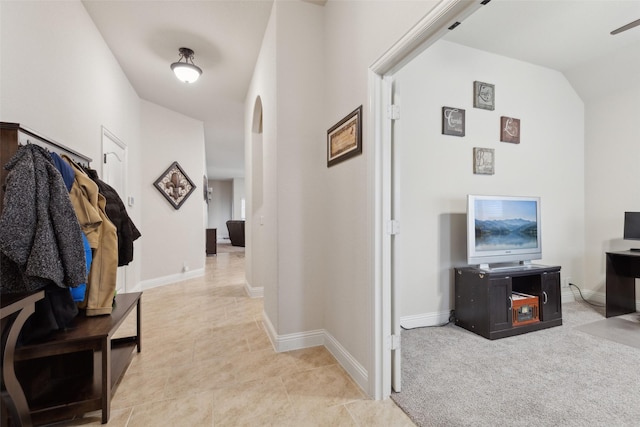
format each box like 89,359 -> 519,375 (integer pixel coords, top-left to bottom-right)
370,69 -> 387,400
127,282 -> 143,293
561,289 -> 576,303
262,311 -> 278,351
400,310 -> 452,329
138,268 -> 205,291
370,0 -> 485,400
244,280 -> 264,298
324,331 -> 368,392
262,311 -> 368,393
370,0 -> 483,75
263,309 -> 323,352
274,329 -> 325,353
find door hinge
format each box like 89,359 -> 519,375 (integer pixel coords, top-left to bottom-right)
390,334 -> 401,350
386,220 -> 400,235
387,104 -> 400,120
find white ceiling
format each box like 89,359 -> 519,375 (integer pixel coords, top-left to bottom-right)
82,0 -> 274,180
444,0 -> 640,99
82,0 -> 640,180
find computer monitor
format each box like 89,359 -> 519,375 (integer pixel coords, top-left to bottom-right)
623,212 -> 640,251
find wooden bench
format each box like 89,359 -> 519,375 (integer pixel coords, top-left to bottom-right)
1,291 -> 45,427
11,292 -> 141,426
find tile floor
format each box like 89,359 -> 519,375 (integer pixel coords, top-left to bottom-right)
64,245 -> 415,426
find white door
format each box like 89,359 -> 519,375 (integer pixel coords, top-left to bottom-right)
101,127 -> 128,294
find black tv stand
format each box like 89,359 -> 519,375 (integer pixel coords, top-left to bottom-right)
454,265 -> 562,340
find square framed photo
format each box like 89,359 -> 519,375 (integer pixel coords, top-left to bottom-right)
500,116 -> 521,144
442,106 -> 465,137
473,147 -> 495,175
153,161 -> 196,209
327,105 -> 362,167
473,81 -> 495,111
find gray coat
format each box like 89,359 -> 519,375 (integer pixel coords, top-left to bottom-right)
0,144 -> 86,293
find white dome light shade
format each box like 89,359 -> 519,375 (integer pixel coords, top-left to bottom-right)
170,47 -> 202,83
171,63 -> 202,83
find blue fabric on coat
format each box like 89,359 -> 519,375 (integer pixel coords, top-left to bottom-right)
50,151 -> 75,191
70,233 -> 92,302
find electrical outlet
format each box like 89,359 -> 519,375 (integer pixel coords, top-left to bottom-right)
561,277 -> 571,288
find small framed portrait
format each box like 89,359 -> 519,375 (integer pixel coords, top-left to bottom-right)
473,147 -> 495,175
473,81 -> 495,111
442,106 -> 465,137
500,116 -> 520,144
327,105 -> 363,167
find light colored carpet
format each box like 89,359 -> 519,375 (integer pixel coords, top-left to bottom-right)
391,302 -> 640,427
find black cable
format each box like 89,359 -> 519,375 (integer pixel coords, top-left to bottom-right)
401,321 -> 451,330
569,283 -> 605,307
400,311 -> 455,330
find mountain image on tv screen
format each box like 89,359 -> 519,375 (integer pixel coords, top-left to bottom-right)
474,200 -> 538,251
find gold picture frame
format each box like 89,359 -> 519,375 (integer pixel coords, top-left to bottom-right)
327,105 -> 362,167
153,161 -> 196,209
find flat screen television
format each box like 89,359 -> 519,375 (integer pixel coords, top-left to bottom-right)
467,194 -> 542,269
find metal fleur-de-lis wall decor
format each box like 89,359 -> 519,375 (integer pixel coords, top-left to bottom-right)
153,161 -> 196,209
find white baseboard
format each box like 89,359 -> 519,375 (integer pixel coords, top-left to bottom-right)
138,268 -> 205,291
561,289 -> 576,303
127,283 -> 143,293
400,310 -> 451,329
323,331 -> 368,392
244,280 -> 264,298
567,287 -> 604,305
565,288 -> 640,311
261,311 -> 368,394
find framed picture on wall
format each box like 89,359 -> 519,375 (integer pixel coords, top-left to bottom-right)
153,161 -> 196,209
500,116 -> 521,144
203,175 -> 209,202
473,81 -> 495,111
442,106 -> 465,137
327,105 -> 363,167
473,147 -> 495,175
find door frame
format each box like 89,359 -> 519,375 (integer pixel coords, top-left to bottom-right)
101,126 -> 129,292
369,0 -> 485,399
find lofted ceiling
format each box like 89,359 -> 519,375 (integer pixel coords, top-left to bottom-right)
444,0 -> 640,100
81,0 -> 640,180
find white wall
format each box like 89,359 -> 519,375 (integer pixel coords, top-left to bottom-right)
393,40 -> 585,322
0,0 -> 143,288
245,0 -> 441,394
139,100 -> 207,285
208,180 -> 233,238
245,4 -> 278,320
274,0 -> 326,336
584,88 -> 640,299
321,0 -> 439,388
232,178 -> 245,220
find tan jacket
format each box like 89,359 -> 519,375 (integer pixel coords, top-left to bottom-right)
64,156 -> 118,316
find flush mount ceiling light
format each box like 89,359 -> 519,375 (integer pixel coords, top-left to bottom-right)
170,47 -> 202,83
